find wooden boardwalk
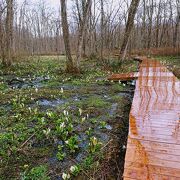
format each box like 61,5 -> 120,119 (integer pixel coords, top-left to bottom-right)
108,72 -> 138,81
110,57 -> 180,179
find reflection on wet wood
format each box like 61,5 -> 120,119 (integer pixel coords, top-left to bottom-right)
123,57 -> 180,179
108,72 -> 138,81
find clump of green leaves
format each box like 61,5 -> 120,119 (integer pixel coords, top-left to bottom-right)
70,165 -> 80,176
0,132 -> 14,158
90,118 -> 97,124
21,165 -> 50,180
65,135 -> 79,153
0,82 -> 8,91
62,172 -> 71,180
46,111 -> 57,119
56,145 -> 66,161
88,137 -> 102,153
55,114 -> 73,140
85,127 -> 93,136
82,155 -> 94,169
12,95 -> 26,109
99,121 -> 107,129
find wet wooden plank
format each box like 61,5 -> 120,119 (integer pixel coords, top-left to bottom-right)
127,144 -> 180,156
123,57 -> 180,179
126,148 -> 180,164
124,161 -> 180,178
126,145 -> 180,162
124,166 -> 180,179
107,72 -> 138,81
124,178 -> 137,180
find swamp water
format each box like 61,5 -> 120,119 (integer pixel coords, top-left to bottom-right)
0,75 -> 135,179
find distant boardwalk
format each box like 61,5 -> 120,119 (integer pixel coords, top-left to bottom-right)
123,58 -> 180,179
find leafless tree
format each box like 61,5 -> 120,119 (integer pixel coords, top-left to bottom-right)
75,0 -> 92,72
173,0 -> 180,47
1,0 -> 14,66
61,0 -> 77,73
0,0 -> 179,66
119,0 -> 140,60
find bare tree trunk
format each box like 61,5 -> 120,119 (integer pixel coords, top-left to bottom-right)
0,3 -> 4,59
147,0 -> 154,50
75,0 -> 92,71
3,0 -> 14,67
0,0 -> 179,59
155,0 -> 161,48
100,0 -> 104,61
173,0 -> 180,47
119,0 -> 140,60
60,0 -> 77,73
141,0 -> 147,49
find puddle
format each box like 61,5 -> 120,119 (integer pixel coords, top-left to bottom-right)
97,123 -> 112,130
109,103 -> 118,116
78,133 -> 89,149
105,124 -> 113,130
103,94 -> 111,100
118,92 -> 133,100
73,96 -> 80,101
130,80 -> 136,86
48,128 -> 110,168
96,132 -> 109,142
75,152 -> 87,162
1,73 -> 135,179
96,77 -> 106,81
38,99 -> 66,107
71,94 -> 89,102
0,104 -> 11,112
29,98 -> 67,110
4,76 -> 50,89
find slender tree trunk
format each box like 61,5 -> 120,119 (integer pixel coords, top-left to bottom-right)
60,0 -> 77,73
0,6 -> 3,59
3,0 -> 14,67
75,0 -> 92,71
147,0 -> 154,50
173,0 -> 180,48
119,0 -> 140,61
100,0 -> 104,61
142,0 -> 146,49
155,0 -> 161,48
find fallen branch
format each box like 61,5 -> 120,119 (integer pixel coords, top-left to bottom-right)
101,139 -> 113,151
19,132 -> 36,148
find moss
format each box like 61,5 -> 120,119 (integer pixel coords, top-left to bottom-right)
0,82 -> 8,91
87,97 -> 110,108
21,165 -> 50,180
111,84 -> 124,93
32,147 -> 51,157
75,96 -> 110,109
41,80 -> 60,87
111,95 -> 123,102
